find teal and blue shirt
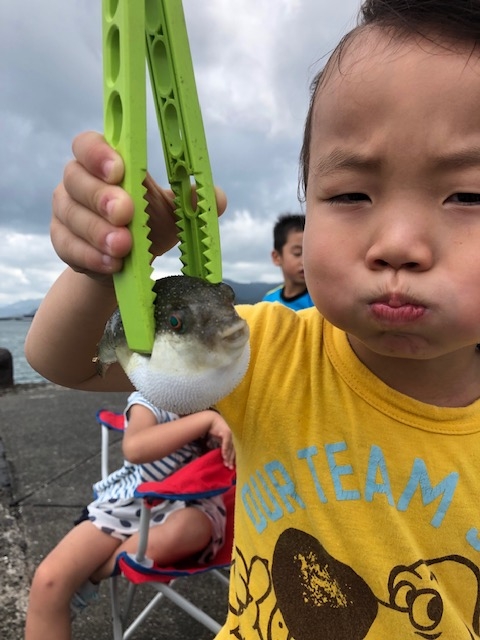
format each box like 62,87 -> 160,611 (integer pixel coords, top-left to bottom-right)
262,285 -> 314,311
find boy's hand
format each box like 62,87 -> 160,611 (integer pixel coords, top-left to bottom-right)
52,132 -> 133,278
51,131 -> 227,279
207,414 -> 236,469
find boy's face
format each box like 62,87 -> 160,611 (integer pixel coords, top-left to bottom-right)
304,30 -> 480,365
272,230 -> 306,290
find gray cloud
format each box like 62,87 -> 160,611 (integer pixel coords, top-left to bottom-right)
0,0 -> 360,305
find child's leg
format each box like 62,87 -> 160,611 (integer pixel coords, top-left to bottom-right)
91,505 -> 213,581
25,520 -> 121,640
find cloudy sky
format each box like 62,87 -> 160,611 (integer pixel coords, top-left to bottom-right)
0,0 -> 360,307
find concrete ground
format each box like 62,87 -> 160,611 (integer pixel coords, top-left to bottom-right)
0,383 -> 229,639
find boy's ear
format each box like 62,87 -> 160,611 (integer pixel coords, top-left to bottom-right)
271,249 -> 283,266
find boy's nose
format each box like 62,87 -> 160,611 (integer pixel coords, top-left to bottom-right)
364,215 -> 434,272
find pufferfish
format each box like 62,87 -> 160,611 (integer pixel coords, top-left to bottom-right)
95,275 -> 250,415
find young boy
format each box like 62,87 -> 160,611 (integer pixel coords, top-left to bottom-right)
262,213 -> 314,311
25,0 -> 480,637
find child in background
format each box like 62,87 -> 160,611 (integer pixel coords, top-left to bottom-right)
262,213 -> 314,311
25,0 -> 480,637
25,391 -> 234,640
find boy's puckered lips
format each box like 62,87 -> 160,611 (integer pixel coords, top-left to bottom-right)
369,293 -> 427,323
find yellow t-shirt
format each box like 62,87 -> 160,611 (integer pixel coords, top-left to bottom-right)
216,302 -> 480,639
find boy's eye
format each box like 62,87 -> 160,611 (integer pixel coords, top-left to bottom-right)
447,193 -> 480,205
328,193 -> 370,204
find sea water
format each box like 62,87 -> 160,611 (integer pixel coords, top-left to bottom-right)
0,318 -> 47,385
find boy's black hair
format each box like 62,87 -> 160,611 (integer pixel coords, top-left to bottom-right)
360,0 -> 480,38
273,213 -> 305,253
299,0 -> 480,199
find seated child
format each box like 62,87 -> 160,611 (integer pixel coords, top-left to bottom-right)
24,391 -> 234,640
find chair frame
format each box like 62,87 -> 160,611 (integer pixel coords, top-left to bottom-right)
96,409 -> 232,639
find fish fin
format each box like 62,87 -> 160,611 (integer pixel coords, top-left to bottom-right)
92,354 -> 111,378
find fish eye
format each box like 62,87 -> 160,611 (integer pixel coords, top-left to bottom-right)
219,282 -> 235,303
168,313 -> 184,332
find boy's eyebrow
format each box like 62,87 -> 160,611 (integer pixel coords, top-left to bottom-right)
312,149 -> 381,176
434,147 -> 480,170
312,147 -> 480,176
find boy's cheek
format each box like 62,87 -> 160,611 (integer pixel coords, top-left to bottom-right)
305,269 -> 338,308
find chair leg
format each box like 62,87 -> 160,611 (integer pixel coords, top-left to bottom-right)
110,576 -> 124,640
122,592 -> 166,640
211,568 -> 230,586
111,576 -> 224,638
110,575 -> 142,640
153,583 -> 223,634
101,424 -> 111,481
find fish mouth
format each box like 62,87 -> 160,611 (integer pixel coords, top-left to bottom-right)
220,320 -> 249,345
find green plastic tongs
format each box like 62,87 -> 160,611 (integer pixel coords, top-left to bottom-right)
102,0 -> 222,353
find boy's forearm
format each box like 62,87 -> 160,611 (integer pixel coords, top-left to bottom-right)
25,268 -> 128,390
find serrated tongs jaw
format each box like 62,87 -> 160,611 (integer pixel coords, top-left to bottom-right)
102,0 -> 222,354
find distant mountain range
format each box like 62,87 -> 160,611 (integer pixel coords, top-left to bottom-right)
0,279 -> 277,319
224,279 -> 276,304
0,298 -> 40,319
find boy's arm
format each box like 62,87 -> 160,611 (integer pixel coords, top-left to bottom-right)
24,268 -> 131,391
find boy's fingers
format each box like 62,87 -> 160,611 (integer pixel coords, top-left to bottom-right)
62,161 -> 134,228
145,179 -> 229,257
66,131 -> 229,261
51,183 -> 133,276
53,182 -> 133,253
71,131 -> 124,184
50,216 -> 125,277
214,186 -> 227,216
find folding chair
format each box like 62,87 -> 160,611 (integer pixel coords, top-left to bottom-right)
96,409 -> 235,640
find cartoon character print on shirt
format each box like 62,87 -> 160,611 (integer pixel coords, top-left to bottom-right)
228,545 -> 290,640
228,528 -> 480,639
